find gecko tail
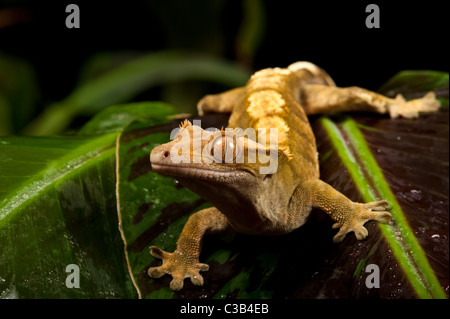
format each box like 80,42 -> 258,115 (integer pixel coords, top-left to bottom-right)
288,61 -> 336,87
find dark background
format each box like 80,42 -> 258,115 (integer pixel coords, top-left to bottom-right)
0,0 -> 447,128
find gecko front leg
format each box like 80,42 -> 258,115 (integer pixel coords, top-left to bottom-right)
197,87 -> 245,115
148,207 -> 231,291
290,179 -> 392,243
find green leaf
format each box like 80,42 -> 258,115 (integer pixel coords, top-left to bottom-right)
235,0 -> 266,65
0,52 -> 38,135
22,51 -> 250,136
76,51 -> 144,85
0,101 -> 178,298
379,70 -> 449,105
0,101 -> 220,299
0,133 -> 137,298
78,101 -> 177,135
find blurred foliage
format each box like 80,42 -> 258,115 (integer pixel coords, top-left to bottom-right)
0,52 -> 38,135
21,51 -> 251,135
0,0 -> 265,136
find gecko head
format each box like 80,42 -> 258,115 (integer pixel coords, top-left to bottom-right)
150,120 -> 289,207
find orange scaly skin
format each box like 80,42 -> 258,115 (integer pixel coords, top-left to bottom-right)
148,62 -> 440,291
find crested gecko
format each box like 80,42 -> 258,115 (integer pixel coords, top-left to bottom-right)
148,62 -> 440,291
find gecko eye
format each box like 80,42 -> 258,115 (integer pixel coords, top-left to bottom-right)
210,135 -> 237,163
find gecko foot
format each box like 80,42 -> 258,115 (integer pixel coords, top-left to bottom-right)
332,200 -> 392,243
148,246 -> 209,291
389,92 -> 440,119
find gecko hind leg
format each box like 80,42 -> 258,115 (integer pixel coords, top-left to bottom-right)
302,84 -> 441,119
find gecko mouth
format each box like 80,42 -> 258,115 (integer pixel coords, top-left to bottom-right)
151,163 -> 247,181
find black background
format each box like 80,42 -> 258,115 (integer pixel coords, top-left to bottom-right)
0,0 -> 447,105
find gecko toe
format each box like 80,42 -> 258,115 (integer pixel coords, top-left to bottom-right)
354,225 -> 369,240
148,266 -> 166,278
149,246 -> 171,260
189,273 -> 205,286
196,263 -> 209,272
332,222 -> 342,230
333,233 -> 345,243
374,211 -> 393,224
332,227 -> 349,243
363,200 -> 389,210
421,92 -> 440,112
170,277 -> 184,291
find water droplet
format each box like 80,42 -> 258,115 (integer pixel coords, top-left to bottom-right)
431,234 -> 440,239
396,136 -> 402,141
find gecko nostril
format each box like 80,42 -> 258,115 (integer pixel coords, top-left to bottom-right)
163,151 -> 170,158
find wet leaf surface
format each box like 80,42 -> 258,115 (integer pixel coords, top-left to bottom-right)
0,102 -> 176,298
0,134 -> 136,298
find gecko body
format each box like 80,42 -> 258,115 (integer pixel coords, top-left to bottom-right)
148,62 -> 440,291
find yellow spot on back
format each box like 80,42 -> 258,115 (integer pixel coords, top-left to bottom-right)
247,90 -> 286,119
254,116 -> 292,159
